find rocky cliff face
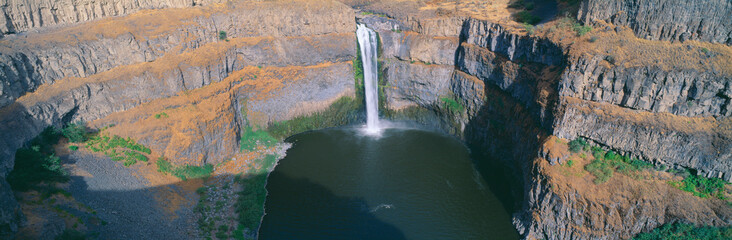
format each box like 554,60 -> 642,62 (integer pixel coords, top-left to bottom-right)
1,0 -> 730,239
560,54 -> 731,118
0,0 -> 225,35
0,0 -> 354,109
578,0 -> 732,44
369,5 -> 731,239
0,0 -> 355,236
515,148 -> 732,240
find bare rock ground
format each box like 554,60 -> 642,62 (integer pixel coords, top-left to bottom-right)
64,150 -> 198,239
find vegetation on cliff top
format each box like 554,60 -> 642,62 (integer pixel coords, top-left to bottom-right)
267,96 -> 362,140
669,172 -> 728,200
568,138 -> 729,200
156,158 -> 213,181
240,126 -> 277,152
568,138 -> 653,184
7,127 -> 68,193
441,96 -> 465,113
61,121 -> 88,143
633,222 -> 732,240
85,130 -> 151,167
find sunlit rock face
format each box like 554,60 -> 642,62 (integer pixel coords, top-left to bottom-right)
0,0 -> 730,239
578,0 -> 732,44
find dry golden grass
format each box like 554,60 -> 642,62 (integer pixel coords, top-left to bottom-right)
0,0 -> 346,49
563,97 -> 727,136
91,62 -> 343,166
537,19 -> 732,75
537,136 -> 731,237
0,3 -> 227,49
12,33 -> 351,109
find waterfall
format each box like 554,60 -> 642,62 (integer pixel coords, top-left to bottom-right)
356,24 -> 380,134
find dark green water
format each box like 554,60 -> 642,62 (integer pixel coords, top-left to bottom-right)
259,127 -> 519,239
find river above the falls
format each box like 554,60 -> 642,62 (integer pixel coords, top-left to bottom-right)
258,126 -> 519,239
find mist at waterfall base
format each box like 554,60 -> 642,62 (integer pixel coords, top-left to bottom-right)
258,25 -> 518,239
259,127 -> 520,239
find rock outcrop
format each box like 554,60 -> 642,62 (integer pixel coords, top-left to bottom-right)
1,0 -> 730,239
560,54 -> 731,118
515,151 -> 732,240
371,6 -> 732,238
0,0 -> 356,237
578,0 -> 732,44
0,0 -> 355,109
554,97 -> 732,181
0,0 -> 225,35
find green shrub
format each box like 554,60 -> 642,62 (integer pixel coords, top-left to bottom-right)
568,138 -> 588,153
352,51 -> 365,99
669,172 -> 728,199
156,157 -> 173,173
524,2 -> 535,10
216,225 -> 229,239
85,133 -> 151,167
240,126 -> 277,152
172,164 -> 214,181
55,229 -> 86,240
441,97 -> 465,113
122,151 -> 148,166
514,11 -> 541,25
68,145 -> 79,151
61,121 -> 88,143
156,158 -> 213,180
566,159 -> 574,167
234,174 -> 268,237
590,146 -> 605,160
360,11 -> 387,18
585,159 -> 613,184
573,24 -> 592,36
7,127 -> 69,192
218,31 -> 227,40
522,23 -> 535,35
508,1 -> 524,9
574,143 -> 654,183
154,112 -> 169,119
267,96 -> 362,140
633,222 -> 732,240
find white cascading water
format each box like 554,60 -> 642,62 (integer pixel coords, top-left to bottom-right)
356,24 -> 380,134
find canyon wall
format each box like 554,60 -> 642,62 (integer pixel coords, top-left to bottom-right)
0,0 -> 226,35
369,5 -> 731,239
1,0 -> 730,239
578,0 -> 732,44
0,0 -> 353,109
0,0 -> 356,236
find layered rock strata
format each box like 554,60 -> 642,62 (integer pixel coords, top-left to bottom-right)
0,0 -> 355,236
0,0 -> 226,35
577,0 -> 732,44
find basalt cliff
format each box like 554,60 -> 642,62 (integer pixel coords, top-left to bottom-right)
0,0 -> 730,239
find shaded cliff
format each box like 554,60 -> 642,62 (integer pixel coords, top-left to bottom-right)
367,4 -> 732,238
578,0 -> 732,44
1,0 -> 730,239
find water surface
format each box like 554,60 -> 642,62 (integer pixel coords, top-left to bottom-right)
260,127 -> 519,239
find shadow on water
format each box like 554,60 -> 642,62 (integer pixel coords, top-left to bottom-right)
260,128 -> 520,240
259,173 -> 406,240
